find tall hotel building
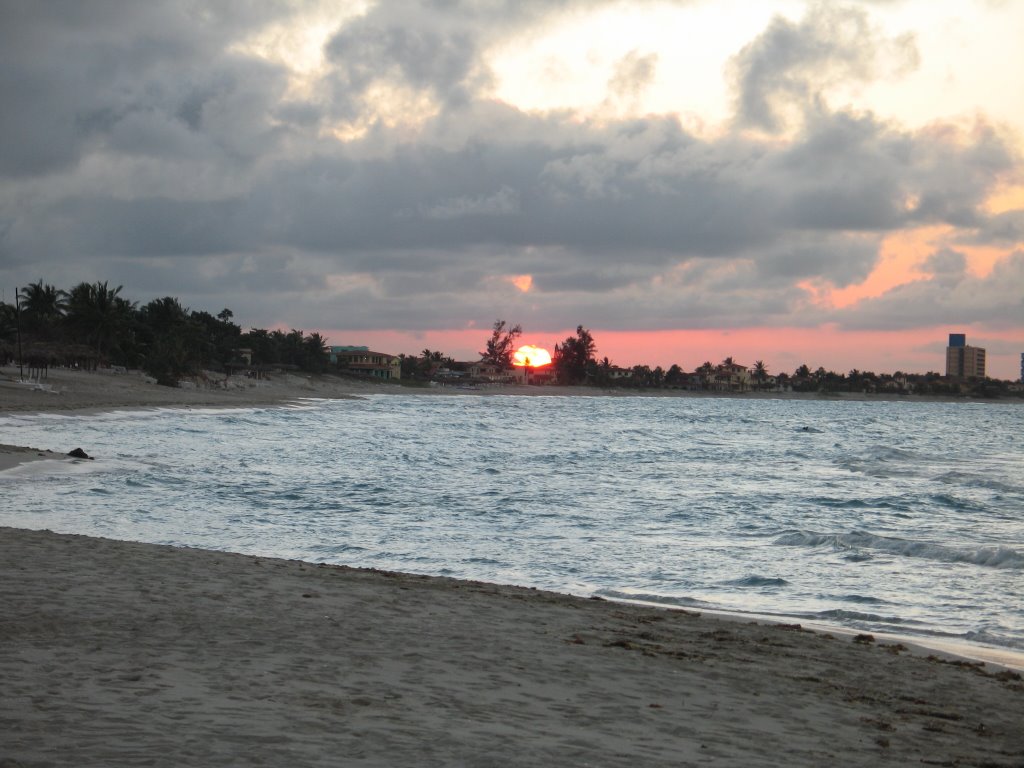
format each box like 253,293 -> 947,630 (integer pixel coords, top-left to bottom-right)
945,334 -> 986,379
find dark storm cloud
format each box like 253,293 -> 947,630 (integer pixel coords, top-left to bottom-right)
0,1 -> 291,177
0,0 -> 1021,337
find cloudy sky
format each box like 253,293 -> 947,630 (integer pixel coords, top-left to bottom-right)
2,0 -> 1022,378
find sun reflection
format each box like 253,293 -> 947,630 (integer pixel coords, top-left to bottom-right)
512,344 -> 552,367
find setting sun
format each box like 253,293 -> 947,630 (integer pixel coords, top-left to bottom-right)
512,345 -> 552,368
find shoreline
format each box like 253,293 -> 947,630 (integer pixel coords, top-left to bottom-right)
2,505 -> 1020,673
3,364 -> 1021,415
0,443 -> 69,472
3,368 -> 1023,671
2,526 -> 1022,766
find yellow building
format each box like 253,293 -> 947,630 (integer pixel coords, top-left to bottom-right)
945,334 -> 986,379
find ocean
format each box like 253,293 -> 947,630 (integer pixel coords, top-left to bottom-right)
3,393 -> 1022,659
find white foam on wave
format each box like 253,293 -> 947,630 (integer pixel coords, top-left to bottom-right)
775,530 -> 1024,569
3,394 -> 1023,652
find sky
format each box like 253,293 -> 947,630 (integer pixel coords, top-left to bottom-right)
1,0 -> 1022,379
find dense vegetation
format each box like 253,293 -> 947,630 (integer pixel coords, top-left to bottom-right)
2,281 -> 1018,396
1,280 -> 328,386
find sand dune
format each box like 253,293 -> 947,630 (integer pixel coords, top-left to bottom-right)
1,528 -> 1022,767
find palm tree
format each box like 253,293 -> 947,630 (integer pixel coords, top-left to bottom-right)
304,332 -> 329,373
593,356 -> 613,386
0,301 -> 17,342
695,361 -> 714,391
141,296 -> 189,328
138,297 -> 200,383
65,281 -> 133,357
243,328 -> 275,366
18,280 -> 67,336
752,360 -> 768,390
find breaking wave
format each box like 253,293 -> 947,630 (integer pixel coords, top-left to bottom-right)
2,393 -> 1022,654
775,530 -> 1024,570
723,575 -> 790,588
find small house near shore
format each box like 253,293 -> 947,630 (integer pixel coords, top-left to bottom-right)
331,346 -> 401,380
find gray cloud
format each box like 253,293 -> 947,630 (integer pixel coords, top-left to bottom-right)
608,49 -> 659,102
921,248 -> 967,280
730,3 -> 919,133
0,2 -> 290,176
752,232 -> 882,287
962,210 -> 1024,245
0,0 -> 1020,344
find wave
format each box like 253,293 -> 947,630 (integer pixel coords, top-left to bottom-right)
809,496 -> 914,512
723,575 -> 790,588
834,446 -> 923,477
807,609 -> 927,626
964,627 -> 1024,651
774,530 -> 1024,570
933,470 -> 1024,495
842,552 -> 874,562
832,594 -> 890,605
595,589 -> 716,610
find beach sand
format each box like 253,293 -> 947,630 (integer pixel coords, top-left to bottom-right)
4,363 -> 1000,417
3,367 -> 1023,765
0,527 -> 1021,767
0,364 -> 375,414
0,445 -> 67,472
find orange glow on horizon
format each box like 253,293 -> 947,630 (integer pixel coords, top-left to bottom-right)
512,344 -> 552,367
320,325 -> 1021,380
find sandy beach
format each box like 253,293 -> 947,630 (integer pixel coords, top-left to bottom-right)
4,363 -> 1008,418
0,364 -> 376,415
3,366 -> 1023,766
1,527 -> 1022,768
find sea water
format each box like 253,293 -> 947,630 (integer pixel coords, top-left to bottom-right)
2,394 -> 1022,658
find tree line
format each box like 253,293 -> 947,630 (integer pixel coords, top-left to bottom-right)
3,286 -> 1016,397
1,280 -> 329,385
438,319 -> 1019,397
